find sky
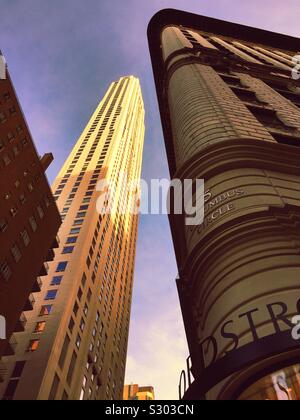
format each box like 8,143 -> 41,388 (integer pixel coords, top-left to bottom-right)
1,0 -> 300,400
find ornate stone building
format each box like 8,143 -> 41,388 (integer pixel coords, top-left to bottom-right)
148,9 -> 300,400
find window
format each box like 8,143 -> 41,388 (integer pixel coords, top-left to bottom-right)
37,205 -> 44,219
67,352 -> 77,385
62,246 -> 74,254
86,256 -> 91,268
76,334 -> 81,349
70,228 -> 80,235
67,236 -> 77,244
13,145 -> 20,156
96,312 -> 100,323
11,361 -> 26,378
3,379 -> 19,400
56,261 -> 68,272
16,125 -> 23,134
40,305 -> 53,316
34,321 -> 46,333
73,219 -> 84,226
7,131 -> 15,142
51,276 -> 63,286
59,335 -> 70,369
76,212 -> 86,218
0,111 -> 7,123
20,229 -> 30,247
29,216 -> 37,232
80,318 -> 85,332
68,317 -> 75,333
9,106 -> 17,115
5,191 -> 11,200
49,374 -> 60,401
83,303 -> 88,316
3,92 -> 11,101
79,205 -> 89,211
3,154 -> 11,166
81,273 -> 87,287
80,388 -> 85,401
0,218 -> 8,232
73,302 -> 79,317
77,287 -> 83,301
11,243 -> 22,262
45,290 -> 58,301
19,194 -> 26,205
87,289 -> 92,302
27,339 -> 40,352
271,132 -> 300,147
0,260 -> 12,281
10,206 -> 18,217
0,139 -> 4,152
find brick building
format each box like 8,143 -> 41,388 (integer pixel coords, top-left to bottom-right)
0,59 -> 60,366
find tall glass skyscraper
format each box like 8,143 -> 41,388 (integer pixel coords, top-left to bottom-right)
0,76 -> 145,400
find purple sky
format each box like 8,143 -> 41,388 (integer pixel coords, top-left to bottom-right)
1,0 -> 300,400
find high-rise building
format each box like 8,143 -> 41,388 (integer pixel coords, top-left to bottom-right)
0,56 -> 61,366
0,75 -> 145,400
123,384 -> 155,400
148,9 -> 300,400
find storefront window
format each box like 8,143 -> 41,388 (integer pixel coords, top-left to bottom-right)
239,364 -> 300,400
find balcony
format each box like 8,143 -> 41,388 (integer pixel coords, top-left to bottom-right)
31,276 -> 42,293
23,294 -> 35,312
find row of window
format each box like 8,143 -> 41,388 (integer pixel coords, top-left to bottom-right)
0,198 -> 51,282
181,29 -> 293,72
0,124 -> 25,152
218,70 -> 300,144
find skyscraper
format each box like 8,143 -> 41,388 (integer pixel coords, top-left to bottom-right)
0,57 -> 61,364
123,384 -> 155,400
0,75 -> 145,400
148,9 -> 300,400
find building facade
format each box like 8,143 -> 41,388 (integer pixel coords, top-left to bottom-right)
123,384 -> 155,400
148,9 -> 300,400
0,56 -> 61,366
0,75 -> 145,400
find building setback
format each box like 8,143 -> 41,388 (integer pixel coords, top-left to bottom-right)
148,9 -> 300,400
0,57 -> 61,367
0,75 -> 145,400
